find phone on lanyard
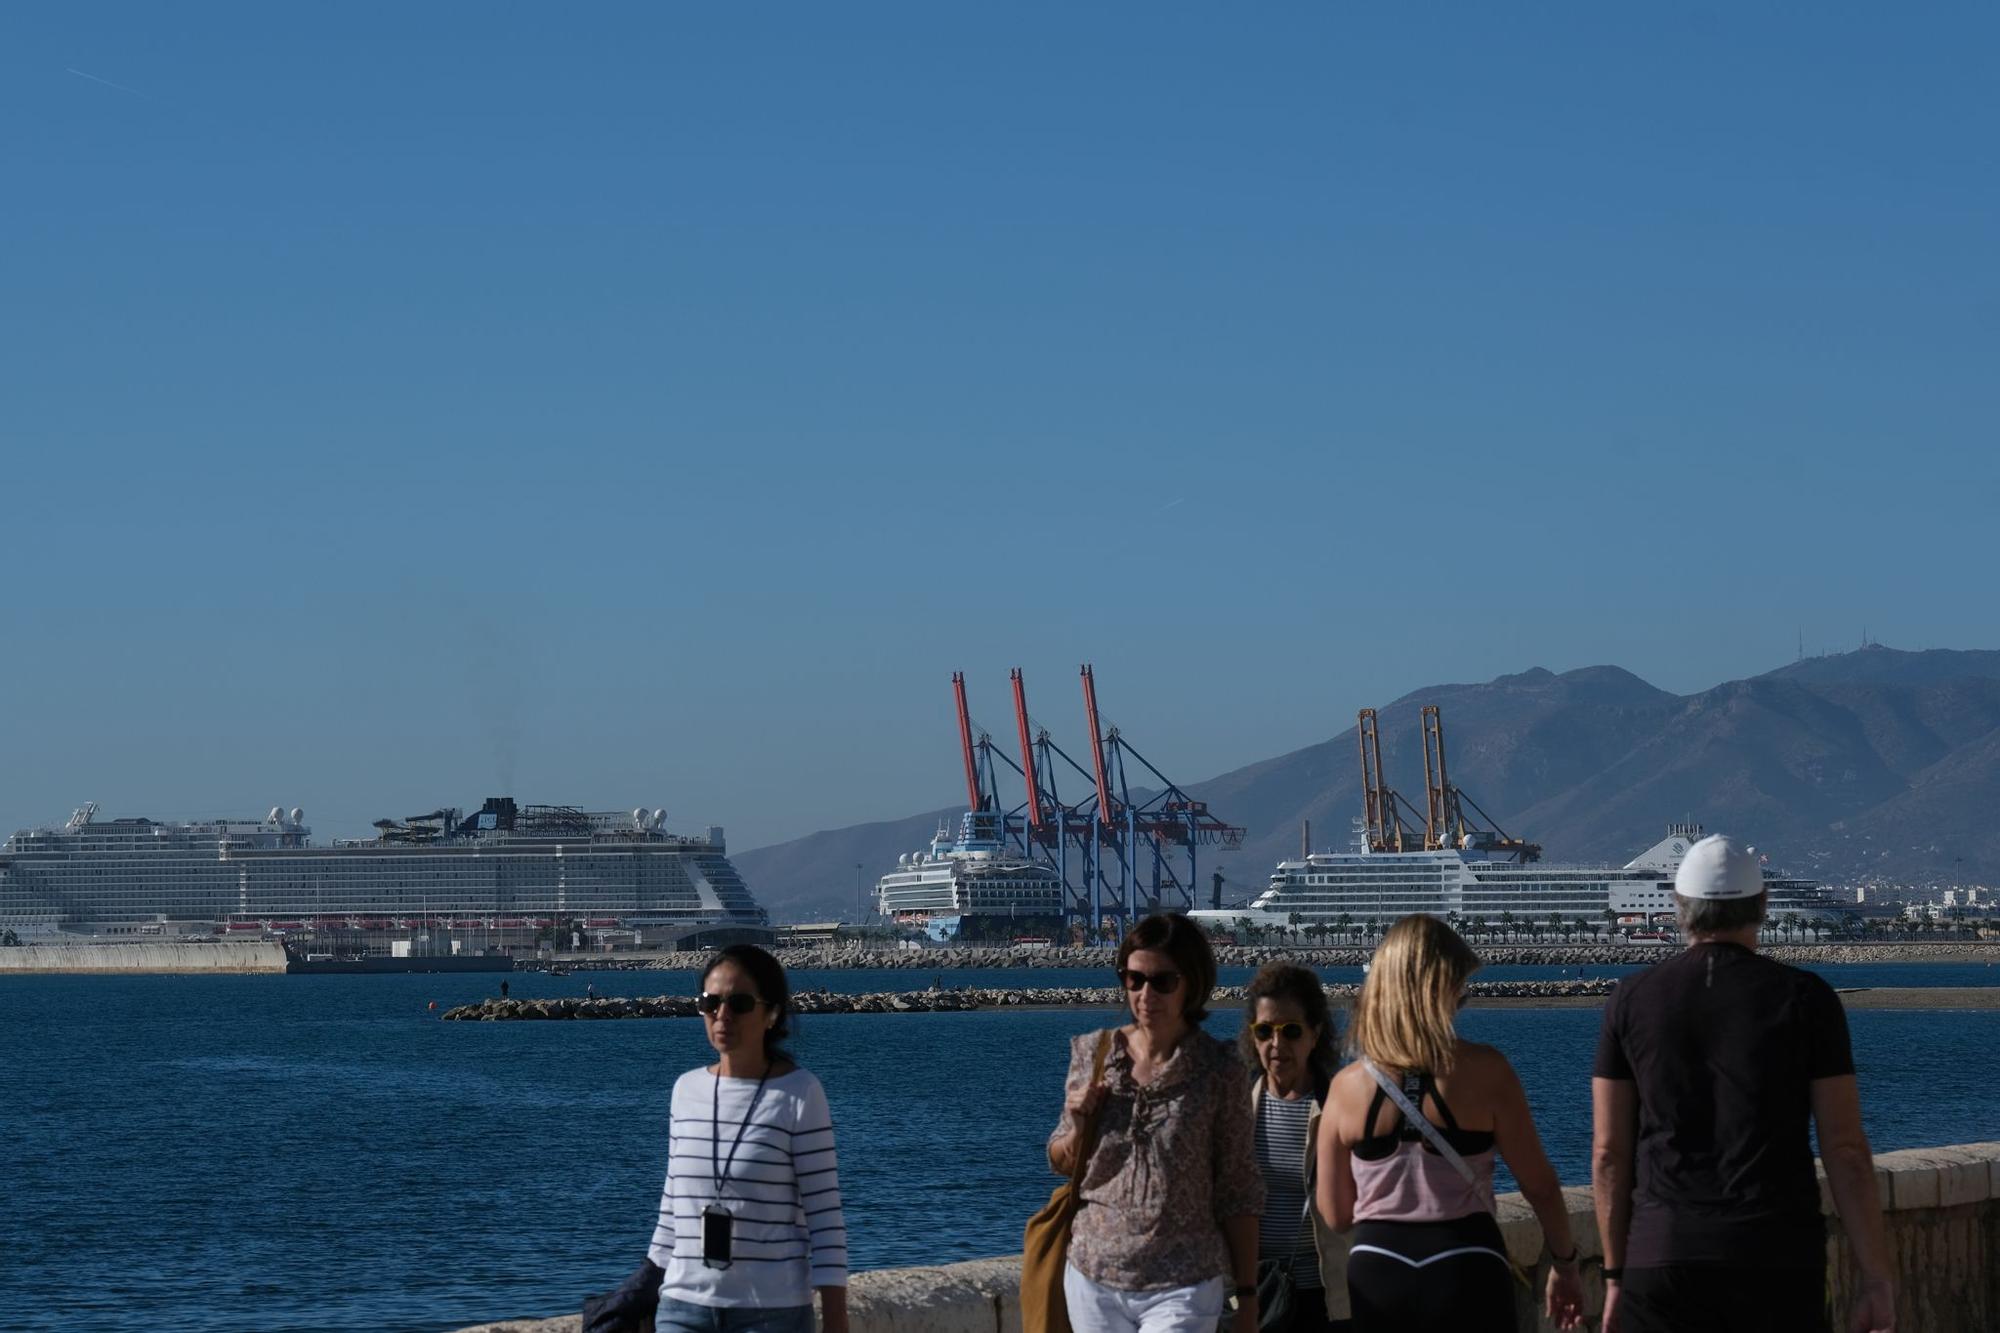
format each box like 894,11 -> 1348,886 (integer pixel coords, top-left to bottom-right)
701,1203 -> 733,1267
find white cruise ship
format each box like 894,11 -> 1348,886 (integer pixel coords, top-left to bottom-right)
0,796 -> 767,943
874,810 -> 1065,938
1190,823 -> 1851,937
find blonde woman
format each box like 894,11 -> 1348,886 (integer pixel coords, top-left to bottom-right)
1314,916 -> 1583,1332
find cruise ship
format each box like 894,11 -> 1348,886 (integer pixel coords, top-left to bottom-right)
0,797 -> 768,946
874,810 -> 1066,941
1189,822 -> 1853,938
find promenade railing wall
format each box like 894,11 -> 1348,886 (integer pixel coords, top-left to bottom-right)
455,1140 -> 2000,1333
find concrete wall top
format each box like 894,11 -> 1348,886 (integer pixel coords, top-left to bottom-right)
0,941 -> 288,973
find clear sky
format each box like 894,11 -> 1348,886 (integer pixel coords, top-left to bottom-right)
3,4 -> 1994,850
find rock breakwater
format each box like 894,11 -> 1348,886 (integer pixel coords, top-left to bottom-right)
516,940 -> 1999,974
440,977 -> 1615,1021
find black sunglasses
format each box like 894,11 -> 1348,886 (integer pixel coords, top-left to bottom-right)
696,992 -> 764,1016
1117,968 -> 1183,995
1252,1021 -> 1307,1042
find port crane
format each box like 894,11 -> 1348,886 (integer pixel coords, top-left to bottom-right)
1356,708 -> 1423,852
1418,705 -> 1541,862
943,667 -> 1245,937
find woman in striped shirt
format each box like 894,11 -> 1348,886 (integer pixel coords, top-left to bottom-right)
649,945 -> 848,1333
1240,963 -> 1351,1333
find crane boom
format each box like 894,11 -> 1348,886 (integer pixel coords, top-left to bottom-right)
951,671 -> 984,812
1081,664 -> 1117,828
1011,668 -> 1044,833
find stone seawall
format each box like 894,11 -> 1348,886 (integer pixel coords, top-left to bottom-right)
0,941 -> 288,974
453,1141 -> 2000,1333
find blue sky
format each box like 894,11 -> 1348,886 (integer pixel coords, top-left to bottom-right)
3,4 -> 1994,850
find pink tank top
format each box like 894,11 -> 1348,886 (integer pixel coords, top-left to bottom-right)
1350,1138 -> 1496,1223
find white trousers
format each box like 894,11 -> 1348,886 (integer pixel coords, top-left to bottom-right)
1063,1264 -> 1228,1333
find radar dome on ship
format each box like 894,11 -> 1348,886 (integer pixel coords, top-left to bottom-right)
633,807 -> 649,828
898,853 -> 910,866
268,807 -> 284,824
652,808 -> 667,828
290,808 -> 304,824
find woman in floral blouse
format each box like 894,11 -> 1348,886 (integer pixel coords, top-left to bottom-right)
1048,912 -> 1265,1333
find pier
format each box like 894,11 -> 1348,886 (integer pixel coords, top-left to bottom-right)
0,941 -> 287,974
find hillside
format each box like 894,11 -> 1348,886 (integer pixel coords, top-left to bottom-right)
733,646 -> 2000,920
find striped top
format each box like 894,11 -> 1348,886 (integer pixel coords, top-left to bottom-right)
1253,1092 -> 1321,1289
649,1066 -> 848,1308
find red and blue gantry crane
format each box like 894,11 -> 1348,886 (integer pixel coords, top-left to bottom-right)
949,665 -> 1244,938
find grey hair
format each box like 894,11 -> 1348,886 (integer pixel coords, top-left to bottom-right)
1676,890 -> 1768,937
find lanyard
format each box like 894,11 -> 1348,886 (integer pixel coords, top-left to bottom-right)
710,1067 -> 771,1202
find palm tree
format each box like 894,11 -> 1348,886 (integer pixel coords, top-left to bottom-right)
1499,911 -> 1516,943
1335,913 -> 1353,948
1548,911 -> 1564,944
1288,910 -> 1305,945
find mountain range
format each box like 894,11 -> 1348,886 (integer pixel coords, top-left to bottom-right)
733,645 -> 2000,921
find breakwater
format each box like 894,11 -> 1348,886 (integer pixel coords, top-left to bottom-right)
0,941 -> 288,974
443,978 -> 1618,1021
450,1140 -> 2000,1333
518,940 -> 2000,972
444,982 -> 2000,1021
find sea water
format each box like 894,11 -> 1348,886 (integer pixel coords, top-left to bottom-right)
3,968 -> 1996,1333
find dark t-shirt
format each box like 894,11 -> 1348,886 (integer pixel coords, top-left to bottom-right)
1593,941 -> 1854,1269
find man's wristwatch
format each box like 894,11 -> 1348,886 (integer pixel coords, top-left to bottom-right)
1235,1284 -> 1257,1302
1601,1267 -> 1624,1282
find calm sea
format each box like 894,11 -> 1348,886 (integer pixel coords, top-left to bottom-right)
3,963 -> 1996,1333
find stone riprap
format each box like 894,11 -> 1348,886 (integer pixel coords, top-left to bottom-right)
453,1142 -> 2000,1333
442,978 -> 1617,1021
516,941 -> 1999,973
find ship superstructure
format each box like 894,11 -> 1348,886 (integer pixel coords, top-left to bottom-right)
874,809 -> 1065,937
1190,705 -> 1852,938
0,797 -> 766,942
1205,822 -> 1849,934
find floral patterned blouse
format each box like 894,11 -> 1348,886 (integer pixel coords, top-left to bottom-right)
1050,1026 -> 1265,1291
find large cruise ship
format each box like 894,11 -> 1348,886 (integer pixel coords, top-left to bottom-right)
1190,822 -> 1853,937
0,797 -> 768,945
874,810 -> 1066,941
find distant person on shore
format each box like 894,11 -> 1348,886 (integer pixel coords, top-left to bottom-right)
1238,962 -> 1352,1333
648,944 -> 848,1333
1316,914 -> 1584,1332
1592,835 -> 1894,1332
499,979 -> 509,999
1048,912 -> 1265,1332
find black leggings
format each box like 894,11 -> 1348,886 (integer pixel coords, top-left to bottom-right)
1346,1214 -> 1517,1333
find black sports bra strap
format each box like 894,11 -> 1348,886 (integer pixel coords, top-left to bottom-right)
1425,1076 -> 1464,1132
1399,1072 -> 1425,1141
1364,1083 -> 1392,1136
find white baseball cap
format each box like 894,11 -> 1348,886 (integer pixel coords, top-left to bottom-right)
1674,833 -> 1764,900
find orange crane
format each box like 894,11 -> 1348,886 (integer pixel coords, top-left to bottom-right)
1419,704 -> 1541,862
1356,709 -> 1419,852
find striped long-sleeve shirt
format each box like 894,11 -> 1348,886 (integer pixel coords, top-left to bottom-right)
649,1065 -> 848,1308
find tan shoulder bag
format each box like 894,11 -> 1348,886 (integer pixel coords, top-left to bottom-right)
1019,1030 -> 1113,1333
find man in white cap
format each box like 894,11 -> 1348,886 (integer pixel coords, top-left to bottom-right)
1590,834 -> 1895,1332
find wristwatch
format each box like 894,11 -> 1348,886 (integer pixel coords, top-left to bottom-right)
1235,1284 -> 1258,1301
1601,1267 -> 1624,1282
